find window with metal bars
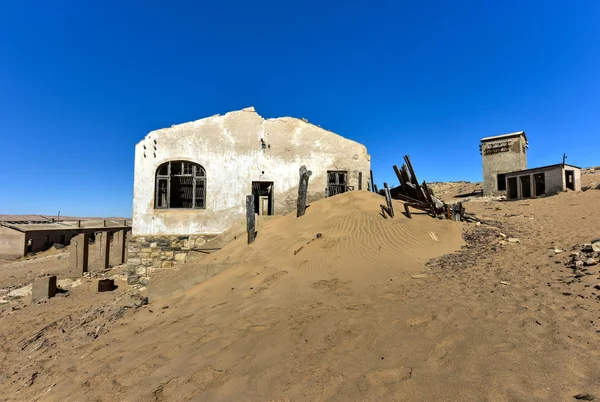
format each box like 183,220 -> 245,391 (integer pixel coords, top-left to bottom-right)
327,170 -> 347,197
155,161 -> 206,209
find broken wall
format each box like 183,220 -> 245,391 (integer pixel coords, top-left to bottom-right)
0,226 -> 25,258
132,107 -> 371,236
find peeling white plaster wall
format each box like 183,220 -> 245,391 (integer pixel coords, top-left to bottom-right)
132,107 -> 371,236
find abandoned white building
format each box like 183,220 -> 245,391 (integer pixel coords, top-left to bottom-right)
128,107 -> 371,283
504,163 -> 582,199
480,131 -> 582,200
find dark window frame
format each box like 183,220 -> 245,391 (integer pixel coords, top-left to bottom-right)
155,161 -> 206,209
327,170 -> 348,197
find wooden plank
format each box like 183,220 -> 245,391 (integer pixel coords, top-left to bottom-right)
403,203 -> 412,219
373,184 -> 379,193
401,164 -> 416,199
370,170 -> 375,192
390,192 -> 423,204
246,195 -> 256,244
393,165 -> 408,195
383,182 -> 394,218
403,155 -> 424,202
421,181 -> 434,205
430,194 -> 445,210
297,165 -> 313,217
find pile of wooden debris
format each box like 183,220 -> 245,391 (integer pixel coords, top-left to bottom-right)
373,155 -> 473,222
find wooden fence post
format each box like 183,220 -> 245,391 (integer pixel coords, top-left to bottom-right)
246,195 -> 256,244
384,182 -> 394,218
370,170 -> 375,192
297,165 -> 313,217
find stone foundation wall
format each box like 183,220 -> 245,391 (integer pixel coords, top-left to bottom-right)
127,235 -> 213,285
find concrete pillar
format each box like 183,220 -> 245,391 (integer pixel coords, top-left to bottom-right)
95,231 -> 110,271
110,230 -> 126,266
530,174 -> 535,198
125,231 -> 131,263
32,276 -> 57,302
69,233 -> 89,276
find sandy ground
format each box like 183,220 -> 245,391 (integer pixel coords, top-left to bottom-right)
1,183 -> 600,401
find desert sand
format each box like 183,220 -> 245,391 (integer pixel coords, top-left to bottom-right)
1,173 -> 600,401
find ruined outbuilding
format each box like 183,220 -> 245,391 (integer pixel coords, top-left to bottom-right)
0,219 -> 130,259
504,163 -> 581,199
129,107 -> 371,283
480,131 -> 528,196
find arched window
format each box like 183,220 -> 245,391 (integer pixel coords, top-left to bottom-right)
155,161 -> 206,209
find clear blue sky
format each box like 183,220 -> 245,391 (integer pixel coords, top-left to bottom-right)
1,1 -> 599,217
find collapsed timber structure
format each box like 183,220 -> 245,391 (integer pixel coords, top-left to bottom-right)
375,155 -> 466,221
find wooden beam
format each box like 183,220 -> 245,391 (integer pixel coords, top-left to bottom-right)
404,155 -> 425,202
401,165 -> 416,199
370,170 -> 375,192
246,195 -> 256,244
384,182 -> 394,218
403,203 -> 412,219
297,165 -> 313,217
389,192 -> 422,204
393,165 -> 408,195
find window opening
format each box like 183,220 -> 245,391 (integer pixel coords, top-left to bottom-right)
155,161 -> 206,209
327,171 -> 348,197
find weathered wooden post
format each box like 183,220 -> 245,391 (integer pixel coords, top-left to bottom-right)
384,182 -> 394,218
297,165 -> 313,217
246,195 -> 256,244
370,170 -> 375,192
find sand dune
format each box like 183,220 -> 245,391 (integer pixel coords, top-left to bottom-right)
2,188 -> 600,401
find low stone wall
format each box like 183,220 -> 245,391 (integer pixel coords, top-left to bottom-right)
127,235 -> 214,285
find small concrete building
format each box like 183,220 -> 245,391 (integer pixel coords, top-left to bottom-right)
0,220 -> 130,259
480,132 -> 528,196
129,107 -> 371,282
504,163 -> 581,199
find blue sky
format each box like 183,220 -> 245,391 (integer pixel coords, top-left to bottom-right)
1,0 -> 599,217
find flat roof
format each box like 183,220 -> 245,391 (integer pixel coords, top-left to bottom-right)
481,131 -> 527,143
505,163 -> 581,176
0,219 -> 131,233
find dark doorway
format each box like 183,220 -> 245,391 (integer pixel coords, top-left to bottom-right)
60,235 -> 66,245
507,177 -> 518,199
497,174 -> 506,191
252,181 -> 274,215
534,173 -> 545,196
520,175 -> 531,198
327,171 -> 347,197
565,170 -> 575,190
